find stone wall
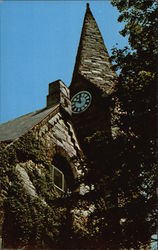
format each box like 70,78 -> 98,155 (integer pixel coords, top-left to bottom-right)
71,5 -> 117,95
0,106 -> 85,248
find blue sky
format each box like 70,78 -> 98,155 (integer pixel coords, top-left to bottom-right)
0,0 -> 128,124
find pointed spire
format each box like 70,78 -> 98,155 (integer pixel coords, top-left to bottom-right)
86,3 -> 90,12
71,4 -> 117,95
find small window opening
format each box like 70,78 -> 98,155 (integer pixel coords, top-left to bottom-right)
52,154 -> 75,195
53,166 -> 67,193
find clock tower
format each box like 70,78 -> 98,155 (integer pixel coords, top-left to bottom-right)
70,3 -> 118,155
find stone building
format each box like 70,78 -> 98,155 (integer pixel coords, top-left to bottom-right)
0,4 -> 118,249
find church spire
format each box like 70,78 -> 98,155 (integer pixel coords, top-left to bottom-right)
86,3 -> 90,12
71,3 -> 117,95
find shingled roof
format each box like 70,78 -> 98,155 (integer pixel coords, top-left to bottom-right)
71,3 -> 117,95
0,105 -> 59,142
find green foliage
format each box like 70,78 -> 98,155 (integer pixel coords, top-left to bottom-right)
0,131 -> 65,248
78,0 -> 157,248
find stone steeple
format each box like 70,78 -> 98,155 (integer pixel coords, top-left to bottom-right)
71,3 -> 117,95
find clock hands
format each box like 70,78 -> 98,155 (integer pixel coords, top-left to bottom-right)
71,91 -> 92,114
79,95 -> 82,103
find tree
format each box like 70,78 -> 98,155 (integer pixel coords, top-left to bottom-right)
76,0 -> 157,248
111,0 -> 157,225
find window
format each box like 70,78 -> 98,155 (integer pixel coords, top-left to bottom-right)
53,166 -> 67,193
52,154 -> 75,194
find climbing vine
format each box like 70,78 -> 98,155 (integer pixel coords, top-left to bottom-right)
0,131 -> 66,248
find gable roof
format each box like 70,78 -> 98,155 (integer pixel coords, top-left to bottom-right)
71,3 -> 117,95
0,105 -> 59,142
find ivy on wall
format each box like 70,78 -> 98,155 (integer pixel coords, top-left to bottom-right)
0,131 -> 67,248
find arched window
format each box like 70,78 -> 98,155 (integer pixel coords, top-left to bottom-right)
52,154 -> 75,194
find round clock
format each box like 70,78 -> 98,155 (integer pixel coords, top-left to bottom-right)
71,91 -> 92,114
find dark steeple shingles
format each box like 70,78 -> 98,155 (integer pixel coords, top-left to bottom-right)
71,4 -> 117,95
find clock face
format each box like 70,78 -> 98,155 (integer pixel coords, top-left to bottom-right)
71,91 -> 92,114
